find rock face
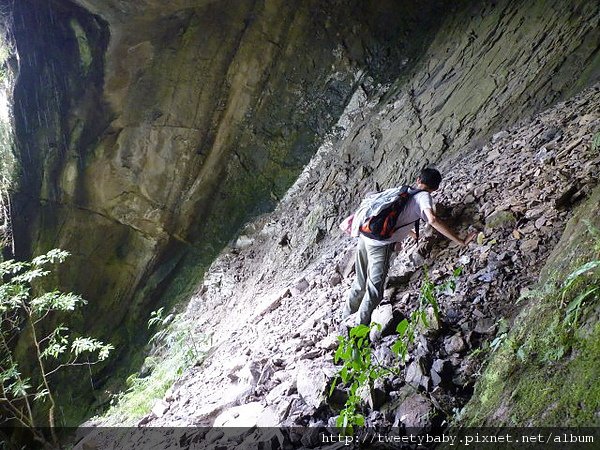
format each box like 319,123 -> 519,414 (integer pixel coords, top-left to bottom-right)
5,0 -> 600,422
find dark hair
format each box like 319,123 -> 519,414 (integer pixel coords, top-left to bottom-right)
419,167 -> 442,190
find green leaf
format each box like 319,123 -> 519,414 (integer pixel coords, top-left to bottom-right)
355,414 -> 365,426
334,341 -> 344,363
41,343 -> 67,359
0,260 -> 27,277
565,287 -> 597,315
12,268 -> 50,283
34,389 -> 50,402
329,377 -> 339,397
396,319 -> 409,335
32,249 -> 70,266
8,378 -> 31,397
98,344 -> 114,361
148,307 -> 165,329
71,337 -> 113,360
0,364 -> 19,384
340,367 -> 349,383
563,261 -> 600,290
350,324 -> 370,339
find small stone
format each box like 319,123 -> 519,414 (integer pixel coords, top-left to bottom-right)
213,402 -> 265,428
474,184 -> 488,198
519,224 -> 536,234
520,238 -> 539,253
359,383 -> 387,410
233,235 -> 254,249
492,130 -> 509,142
535,217 -> 546,229
409,251 -> 426,267
405,356 -> 431,390
266,380 -> 294,405
393,394 -> 435,428
432,359 -> 452,375
476,232 -> 485,245
472,308 -> 485,318
151,400 -> 169,418
485,210 -> 516,229
486,148 -> 501,162
444,334 -> 466,354
317,334 -> 339,351
136,415 -> 153,426
299,350 -> 321,360
475,318 -> 496,334
535,146 -> 555,163
431,369 -> 443,387
291,278 -> 310,295
370,304 -> 398,341
525,206 -> 545,220
329,273 -> 342,286
296,361 -> 336,409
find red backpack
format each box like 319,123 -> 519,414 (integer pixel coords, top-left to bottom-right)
358,186 -> 422,241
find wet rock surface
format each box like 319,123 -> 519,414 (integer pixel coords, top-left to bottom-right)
79,79 -> 600,448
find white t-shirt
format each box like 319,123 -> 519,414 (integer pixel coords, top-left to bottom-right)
361,189 -> 433,247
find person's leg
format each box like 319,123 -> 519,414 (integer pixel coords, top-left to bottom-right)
343,238 -> 368,318
357,243 -> 393,325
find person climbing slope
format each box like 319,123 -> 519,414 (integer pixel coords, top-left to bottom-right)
341,167 -> 476,326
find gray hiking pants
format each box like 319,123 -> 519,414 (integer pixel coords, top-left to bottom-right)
343,237 -> 394,325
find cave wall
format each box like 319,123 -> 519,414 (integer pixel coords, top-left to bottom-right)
334,0 -> 600,196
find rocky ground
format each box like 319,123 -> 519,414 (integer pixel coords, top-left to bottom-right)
78,84 -> 599,449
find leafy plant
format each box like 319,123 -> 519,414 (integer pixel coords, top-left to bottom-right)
560,259 -> 599,327
330,323 -> 385,434
591,132 -> 600,152
392,267 -> 462,362
148,307 -> 203,370
391,311 -> 423,363
490,319 -> 510,353
99,310 -> 210,425
330,268 -> 463,432
0,249 -> 112,446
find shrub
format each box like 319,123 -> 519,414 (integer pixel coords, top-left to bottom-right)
0,249 -> 112,446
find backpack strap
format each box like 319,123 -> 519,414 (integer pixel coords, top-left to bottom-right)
415,219 -> 420,243
391,187 -> 424,236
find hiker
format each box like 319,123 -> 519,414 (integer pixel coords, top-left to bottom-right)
342,168 -> 476,326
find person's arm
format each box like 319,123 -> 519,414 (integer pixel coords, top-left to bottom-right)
423,208 -> 476,246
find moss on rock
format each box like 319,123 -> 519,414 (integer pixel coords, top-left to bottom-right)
460,186 -> 600,426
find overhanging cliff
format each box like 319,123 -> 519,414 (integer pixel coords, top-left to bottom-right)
4,0 -> 600,425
